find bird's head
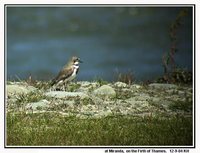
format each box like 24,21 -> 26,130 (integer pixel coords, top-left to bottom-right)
71,56 -> 83,65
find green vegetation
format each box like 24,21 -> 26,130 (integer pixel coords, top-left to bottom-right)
6,113 -> 192,146
94,77 -> 108,86
157,68 -> 192,85
34,81 -> 52,90
169,99 -> 193,112
15,91 -> 47,107
115,70 -> 135,85
6,79 -> 193,146
65,83 -> 81,92
159,8 -> 192,85
115,88 -> 133,100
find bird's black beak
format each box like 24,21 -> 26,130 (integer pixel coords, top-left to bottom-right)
79,59 -> 83,63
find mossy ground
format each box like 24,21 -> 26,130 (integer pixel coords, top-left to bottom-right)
6,81 -> 193,146
6,112 -> 192,146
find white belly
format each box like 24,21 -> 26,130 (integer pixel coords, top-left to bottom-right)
66,66 -> 78,82
67,71 -> 77,81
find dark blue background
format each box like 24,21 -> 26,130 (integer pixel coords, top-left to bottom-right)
7,6 -> 193,82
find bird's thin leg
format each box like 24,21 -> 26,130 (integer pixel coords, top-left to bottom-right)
62,82 -> 66,91
51,85 -> 56,91
65,81 -> 69,91
50,84 -> 53,91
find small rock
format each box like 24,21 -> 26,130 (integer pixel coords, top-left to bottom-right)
78,81 -> 91,87
93,85 -> 116,98
135,93 -> 150,101
178,90 -> 185,96
126,97 -> 141,105
149,83 -> 177,89
151,97 -> 161,103
149,98 -> 172,109
114,82 -> 127,88
7,84 -> 37,96
166,89 -> 176,94
63,101 -> 75,107
25,99 -> 50,110
76,87 -> 89,93
45,91 -> 89,99
78,81 -> 98,88
126,97 -> 150,110
131,84 -> 142,89
94,109 -> 112,118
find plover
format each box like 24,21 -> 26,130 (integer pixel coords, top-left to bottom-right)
51,56 -> 83,87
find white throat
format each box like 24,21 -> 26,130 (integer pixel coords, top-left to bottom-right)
65,64 -> 79,82
74,61 -> 79,65
73,64 -> 79,69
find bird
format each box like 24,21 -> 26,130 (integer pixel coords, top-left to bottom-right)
51,56 -> 83,88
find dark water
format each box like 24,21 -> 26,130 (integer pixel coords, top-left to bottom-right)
7,6 -> 193,82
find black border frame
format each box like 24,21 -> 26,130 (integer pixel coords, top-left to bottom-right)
4,4 -> 196,149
